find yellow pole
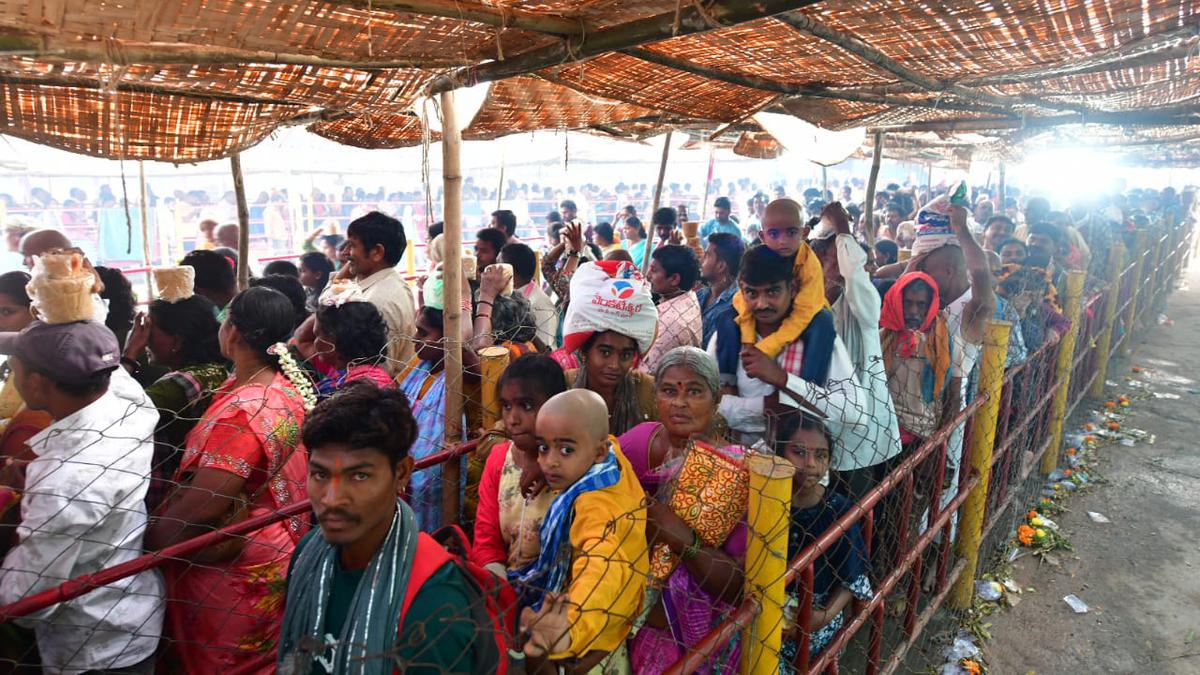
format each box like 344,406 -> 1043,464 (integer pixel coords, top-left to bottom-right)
950,320 -> 1012,609
897,249 -> 912,262
478,346 -> 510,430
1089,244 -> 1125,398
1121,231 -> 1148,352
1149,237 -> 1165,308
405,240 -> 417,278
534,249 -> 542,285
741,454 -> 795,675
1041,270 -> 1086,475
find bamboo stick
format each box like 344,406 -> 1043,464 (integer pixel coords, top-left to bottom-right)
863,130 -> 883,246
230,153 -> 251,290
645,129 -> 672,274
137,161 -> 154,297
626,48 -> 1009,116
427,0 -> 827,93
869,109 -> 1200,133
332,0 -> 581,34
775,14 -> 1085,115
0,33 -> 457,69
440,91 -> 465,528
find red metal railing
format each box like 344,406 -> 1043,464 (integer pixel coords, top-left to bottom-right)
0,438 -> 480,622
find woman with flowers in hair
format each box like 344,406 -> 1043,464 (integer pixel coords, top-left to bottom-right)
147,285 -> 315,674
293,281 -> 392,398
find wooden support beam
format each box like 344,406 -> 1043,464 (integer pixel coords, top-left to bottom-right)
230,153 -> 251,290
964,28 -> 1198,87
334,0 -> 581,35
428,0 -> 828,93
868,109 -> 1200,133
645,129 -> 672,274
440,90 -> 465,528
863,130 -> 883,247
774,13 -> 1088,115
626,48 -> 1013,116
0,73 -> 309,108
0,33 -> 456,69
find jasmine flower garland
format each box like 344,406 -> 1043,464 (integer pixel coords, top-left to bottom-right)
269,343 -> 318,411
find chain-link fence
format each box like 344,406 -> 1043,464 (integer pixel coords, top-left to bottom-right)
0,212 -> 1192,674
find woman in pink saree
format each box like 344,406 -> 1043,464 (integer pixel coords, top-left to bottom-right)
618,347 -> 749,674
146,286 -> 313,672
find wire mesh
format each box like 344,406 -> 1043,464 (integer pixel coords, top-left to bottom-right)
0,196 -> 1192,674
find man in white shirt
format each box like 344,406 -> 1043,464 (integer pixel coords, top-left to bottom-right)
707,245 -> 866,447
499,242 -> 558,348
808,204 -> 902,499
0,320 -> 164,674
334,212 -> 417,373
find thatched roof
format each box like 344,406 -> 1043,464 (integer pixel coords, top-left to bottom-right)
0,0 -> 1196,162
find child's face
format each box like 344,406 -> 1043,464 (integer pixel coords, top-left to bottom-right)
761,212 -> 803,258
500,379 -> 550,453
535,408 -> 608,491
781,426 -> 831,493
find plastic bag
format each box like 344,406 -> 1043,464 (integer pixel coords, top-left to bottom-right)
562,260 -> 658,355
911,181 -> 968,257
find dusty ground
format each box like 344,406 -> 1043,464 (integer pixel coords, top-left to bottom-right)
980,263 -> 1200,675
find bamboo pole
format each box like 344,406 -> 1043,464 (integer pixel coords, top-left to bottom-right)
863,131 -> 883,246
137,161 -> 154,298
230,153 -> 251,290
332,0 -> 581,34
625,49 -> 1006,116
997,162 -> 1006,216
868,109 -> 1200,134
1089,244 -> 1126,398
700,145 -> 715,221
741,454 -> 795,674
440,91 -> 465,527
428,0 -> 827,93
644,129 -> 673,274
950,320 -> 1012,609
0,33 -> 460,69
1041,270 -> 1086,475
775,13 -> 1086,114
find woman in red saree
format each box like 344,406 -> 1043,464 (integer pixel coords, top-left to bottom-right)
146,286 -> 316,672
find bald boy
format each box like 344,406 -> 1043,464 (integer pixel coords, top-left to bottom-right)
534,389 -> 611,491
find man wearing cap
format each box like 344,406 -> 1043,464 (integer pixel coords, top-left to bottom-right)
808,203 -> 902,500
699,196 -> 742,241
0,320 -> 164,674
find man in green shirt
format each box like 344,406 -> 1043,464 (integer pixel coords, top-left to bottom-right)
278,383 -> 493,675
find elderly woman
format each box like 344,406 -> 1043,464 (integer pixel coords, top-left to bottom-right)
618,346 -> 748,674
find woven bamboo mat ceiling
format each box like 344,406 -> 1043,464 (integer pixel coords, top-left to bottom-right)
0,0 -> 1195,161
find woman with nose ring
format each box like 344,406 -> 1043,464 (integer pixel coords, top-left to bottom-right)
618,346 -> 750,674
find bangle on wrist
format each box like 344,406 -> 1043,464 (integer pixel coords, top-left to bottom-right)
477,300 -> 494,307
120,356 -> 141,374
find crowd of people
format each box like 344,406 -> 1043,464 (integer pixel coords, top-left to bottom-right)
0,176 -> 1192,675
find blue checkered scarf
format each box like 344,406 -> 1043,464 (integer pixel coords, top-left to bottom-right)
510,443 -> 621,611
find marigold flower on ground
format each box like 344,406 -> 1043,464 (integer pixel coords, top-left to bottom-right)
1027,510 -> 1039,520
1108,422 -> 1121,430
1018,525 -> 1035,546
1066,448 -> 1077,456
1084,423 -> 1095,432
1105,401 -> 1116,409
1063,468 -> 1073,477
962,659 -> 983,675
1132,366 -> 1143,373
